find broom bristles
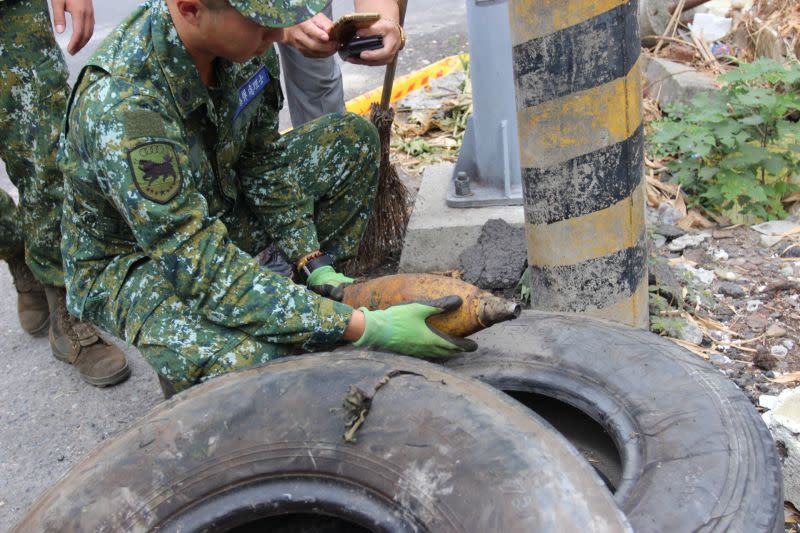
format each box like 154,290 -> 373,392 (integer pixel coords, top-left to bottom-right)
345,103 -> 411,275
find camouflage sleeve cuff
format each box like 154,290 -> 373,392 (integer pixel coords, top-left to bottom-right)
276,223 -> 321,264
303,299 -> 354,350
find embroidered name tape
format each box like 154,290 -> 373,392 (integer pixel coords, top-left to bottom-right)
234,66 -> 270,119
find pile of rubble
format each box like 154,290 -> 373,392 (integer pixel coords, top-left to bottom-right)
646,207 -> 800,516
647,209 -> 800,391
643,0 -> 798,67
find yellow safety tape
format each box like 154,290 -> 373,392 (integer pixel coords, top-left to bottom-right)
280,54 -> 468,134
345,53 -> 469,116
526,183 -> 646,267
509,0 -> 630,45
517,57 -> 642,169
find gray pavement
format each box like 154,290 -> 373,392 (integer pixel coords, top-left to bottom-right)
0,1 -> 466,528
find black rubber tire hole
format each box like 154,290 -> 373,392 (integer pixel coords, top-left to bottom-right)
504,389 -> 623,492
231,514 -> 372,533
163,476 -> 421,533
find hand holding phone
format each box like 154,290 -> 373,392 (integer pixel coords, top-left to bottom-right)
329,13 -> 381,43
338,35 -> 384,60
329,13 -> 385,61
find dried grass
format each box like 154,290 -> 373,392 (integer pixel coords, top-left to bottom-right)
643,96 -> 663,123
770,371 -> 800,384
645,168 -> 717,230
737,0 -> 800,60
654,0 -> 689,56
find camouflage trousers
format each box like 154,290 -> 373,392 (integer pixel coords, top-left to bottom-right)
87,113 -> 378,392
0,0 -> 69,286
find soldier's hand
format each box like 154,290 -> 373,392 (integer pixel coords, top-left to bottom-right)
282,13 -> 338,58
51,0 -> 95,55
352,296 -> 479,358
306,266 -> 353,302
346,17 -> 404,66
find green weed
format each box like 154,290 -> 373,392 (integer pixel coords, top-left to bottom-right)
649,59 -> 800,222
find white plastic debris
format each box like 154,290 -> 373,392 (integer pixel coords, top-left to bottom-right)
762,387 -> 800,508
708,247 -> 729,261
760,235 -> 784,248
759,394 -> 779,410
751,218 -> 800,237
771,345 -> 789,358
746,300 -> 763,312
699,0 -> 754,18
689,13 -> 732,42
675,263 -> 716,285
668,233 -> 707,252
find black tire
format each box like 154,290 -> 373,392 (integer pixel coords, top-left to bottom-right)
444,311 -> 784,533
15,352 -> 630,532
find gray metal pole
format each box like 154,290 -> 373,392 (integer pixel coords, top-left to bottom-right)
510,0 -> 648,328
448,0 -> 522,208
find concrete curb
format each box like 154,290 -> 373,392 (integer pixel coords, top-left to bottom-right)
398,163 -> 524,273
643,56 -> 718,109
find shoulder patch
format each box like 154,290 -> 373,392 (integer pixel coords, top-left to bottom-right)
235,66 -> 270,120
124,110 -> 166,139
127,142 -> 182,204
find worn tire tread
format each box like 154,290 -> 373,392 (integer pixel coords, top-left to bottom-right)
446,311 -> 783,533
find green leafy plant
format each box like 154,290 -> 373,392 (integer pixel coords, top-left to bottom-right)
393,137 -> 433,157
649,59 -> 800,221
516,268 -> 531,306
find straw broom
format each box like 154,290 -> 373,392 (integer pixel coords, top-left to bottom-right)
347,0 -> 410,275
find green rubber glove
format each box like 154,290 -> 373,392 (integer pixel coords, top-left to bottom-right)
353,296 -> 479,358
306,265 -> 353,301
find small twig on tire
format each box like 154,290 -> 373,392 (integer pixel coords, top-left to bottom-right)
342,370 -> 424,443
342,386 -> 371,443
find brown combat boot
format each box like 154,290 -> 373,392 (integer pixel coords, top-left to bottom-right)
7,256 -> 49,335
44,286 -> 131,387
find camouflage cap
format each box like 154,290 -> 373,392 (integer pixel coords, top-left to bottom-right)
227,0 -> 330,28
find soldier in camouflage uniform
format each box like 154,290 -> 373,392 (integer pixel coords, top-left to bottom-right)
0,0 -> 130,386
60,0 -> 476,396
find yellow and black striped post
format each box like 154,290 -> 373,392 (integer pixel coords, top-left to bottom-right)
510,0 -> 648,328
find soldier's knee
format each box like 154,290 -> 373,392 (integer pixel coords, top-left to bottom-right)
349,112 -> 380,151
200,336 -> 286,382
330,112 -> 380,154
153,363 -> 196,396
346,113 -> 380,185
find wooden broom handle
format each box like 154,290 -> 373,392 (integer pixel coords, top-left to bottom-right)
379,0 -> 408,111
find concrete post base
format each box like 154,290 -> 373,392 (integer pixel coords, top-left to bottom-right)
398,163 -> 524,273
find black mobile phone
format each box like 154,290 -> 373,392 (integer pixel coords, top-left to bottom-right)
339,35 -> 384,60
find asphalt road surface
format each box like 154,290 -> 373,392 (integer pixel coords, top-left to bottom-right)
0,1 -> 467,528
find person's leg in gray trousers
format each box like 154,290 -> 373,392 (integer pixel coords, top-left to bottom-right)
277,5 -> 346,127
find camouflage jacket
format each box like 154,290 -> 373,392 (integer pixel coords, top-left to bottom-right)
59,0 -> 352,347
